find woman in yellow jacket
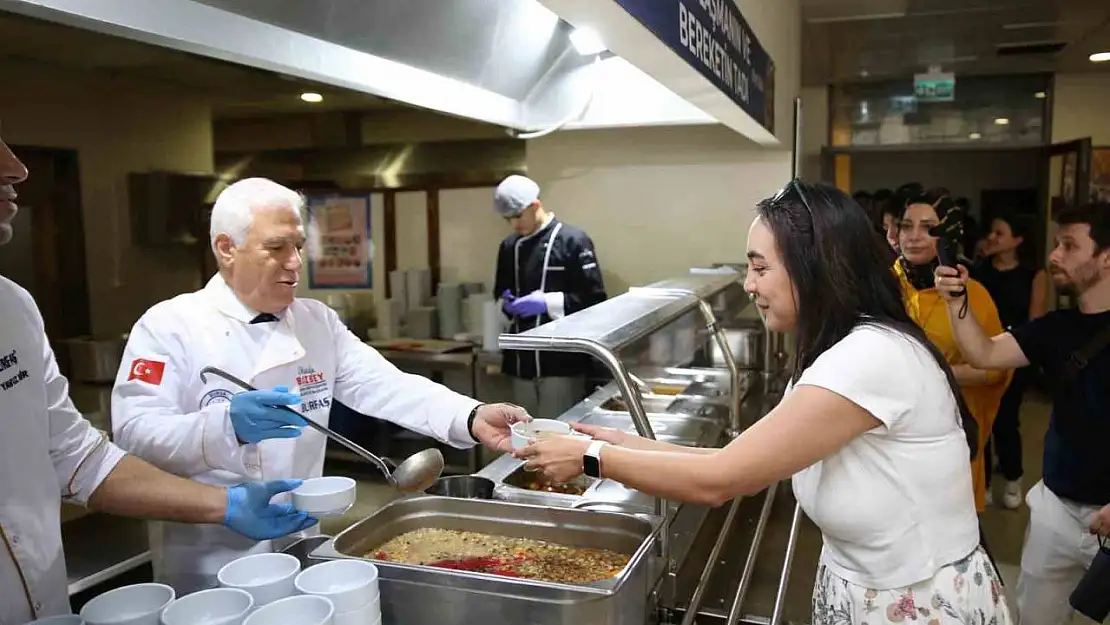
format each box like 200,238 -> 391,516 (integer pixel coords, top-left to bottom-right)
894,191 -> 1012,512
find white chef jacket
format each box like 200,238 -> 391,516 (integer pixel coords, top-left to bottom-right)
111,274 -> 481,594
0,276 -> 126,624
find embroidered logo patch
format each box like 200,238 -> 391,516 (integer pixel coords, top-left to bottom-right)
200,388 -> 234,409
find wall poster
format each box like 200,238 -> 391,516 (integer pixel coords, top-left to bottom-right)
305,194 -> 373,290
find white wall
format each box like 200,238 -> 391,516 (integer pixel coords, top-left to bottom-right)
1052,73 -> 1110,145
526,125 -> 791,294
1,62 -> 214,336
438,187 -> 504,287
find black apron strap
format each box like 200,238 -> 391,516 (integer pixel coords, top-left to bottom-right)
1060,323 -> 1110,383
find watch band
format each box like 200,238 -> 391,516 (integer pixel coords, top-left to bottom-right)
466,405 -> 483,443
584,440 -> 608,478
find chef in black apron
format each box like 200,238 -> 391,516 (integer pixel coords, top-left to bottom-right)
492,175 -> 607,418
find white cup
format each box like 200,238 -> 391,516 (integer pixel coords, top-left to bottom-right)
160,587 -> 254,625
242,595 -> 334,625
79,583 -> 175,625
217,553 -> 301,608
510,419 -> 573,451
29,617 -> 84,625
292,477 -> 357,516
294,560 -> 379,613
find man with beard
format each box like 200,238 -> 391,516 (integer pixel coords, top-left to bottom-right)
935,202 -> 1110,625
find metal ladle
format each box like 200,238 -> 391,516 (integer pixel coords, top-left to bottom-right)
199,366 -> 445,493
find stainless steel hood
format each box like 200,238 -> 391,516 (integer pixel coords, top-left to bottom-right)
191,0 -> 588,103
1,0 -> 597,129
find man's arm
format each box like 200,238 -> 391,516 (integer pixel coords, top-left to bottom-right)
936,266 -> 1030,370
112,311 -> 253,478
952,282 -> 1014,385
329,308 -> 480,448
89,456 -> 316,540
88,454 -> 224,522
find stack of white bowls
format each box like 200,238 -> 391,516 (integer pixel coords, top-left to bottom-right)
217,553 -> 302,612
242,595 -> 334,625
294,560 -> 381,625
64,552 -> 378,625
161,588 -> 254,625
79,583 -> 176,625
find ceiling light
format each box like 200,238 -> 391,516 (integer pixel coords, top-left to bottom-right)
1035,91 -> 1047,99
1091,52 -> 1110,63
994,117 -> 1010,125
570,27 -> 606,55
969,132 -> 982,140
300,92 -> 323,103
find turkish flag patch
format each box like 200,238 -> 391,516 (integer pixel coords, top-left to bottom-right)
127,359 -> 166,386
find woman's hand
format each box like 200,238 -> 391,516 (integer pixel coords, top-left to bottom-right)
514,435 -> 593,483
570,422 -> 628,446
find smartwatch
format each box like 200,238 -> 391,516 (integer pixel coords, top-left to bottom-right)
583,440 -> 608,478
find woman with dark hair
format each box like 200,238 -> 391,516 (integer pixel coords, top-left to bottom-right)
518,181 -> 1009,624
894,190 -> 1013,514
973,213 -> 1049,509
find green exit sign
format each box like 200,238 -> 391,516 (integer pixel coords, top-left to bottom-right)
914,72 -> 955,102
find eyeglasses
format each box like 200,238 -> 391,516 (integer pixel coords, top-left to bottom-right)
771,178 -> 816,223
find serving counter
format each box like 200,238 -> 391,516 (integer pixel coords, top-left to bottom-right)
295,272 -> 806,625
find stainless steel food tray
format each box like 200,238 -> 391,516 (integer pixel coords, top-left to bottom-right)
310,496 -> 664,625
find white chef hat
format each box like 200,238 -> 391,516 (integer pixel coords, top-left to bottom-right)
493,175 -> 540,217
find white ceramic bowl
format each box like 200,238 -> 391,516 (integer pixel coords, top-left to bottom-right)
160,588 -> 253,625
510,419 -> 572,450
242,595 -> 334,625
79,583 -> 175,625
292,477 -> 357,516
217,553 -> 301,607
29,616 -> 84,625
294,560 -> 379,613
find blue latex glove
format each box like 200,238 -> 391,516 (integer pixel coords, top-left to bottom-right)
224,479 -> 318,540
229,385 -> 306,444
504,290 -> 548,317
500,289 -> 516,316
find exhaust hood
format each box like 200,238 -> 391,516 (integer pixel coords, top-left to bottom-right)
4,0 -> 733,135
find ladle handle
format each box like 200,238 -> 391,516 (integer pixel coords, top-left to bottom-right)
198,366 -> 395,480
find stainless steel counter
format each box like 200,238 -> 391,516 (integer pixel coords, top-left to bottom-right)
63,513 -> 150,596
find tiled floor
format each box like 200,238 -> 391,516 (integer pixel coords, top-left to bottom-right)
320,393 -> 1091,624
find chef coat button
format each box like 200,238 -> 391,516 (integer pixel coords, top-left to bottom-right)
33,601 -> 42,611
10,535 -> 18,545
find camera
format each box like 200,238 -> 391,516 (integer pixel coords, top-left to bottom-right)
928,201 -> 967,269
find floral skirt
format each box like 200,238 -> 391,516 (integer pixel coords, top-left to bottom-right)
812,547 -> 1012,625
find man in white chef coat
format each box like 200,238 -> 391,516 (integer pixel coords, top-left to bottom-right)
112,177 -> 529,594
0,132 -> 317,624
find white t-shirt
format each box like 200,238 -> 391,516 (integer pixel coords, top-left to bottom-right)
790,322 -> 980,590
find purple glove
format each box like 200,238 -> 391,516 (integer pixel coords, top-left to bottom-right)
504,290 -> 548,317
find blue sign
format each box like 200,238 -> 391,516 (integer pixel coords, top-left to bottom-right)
613,0 -> 776,133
